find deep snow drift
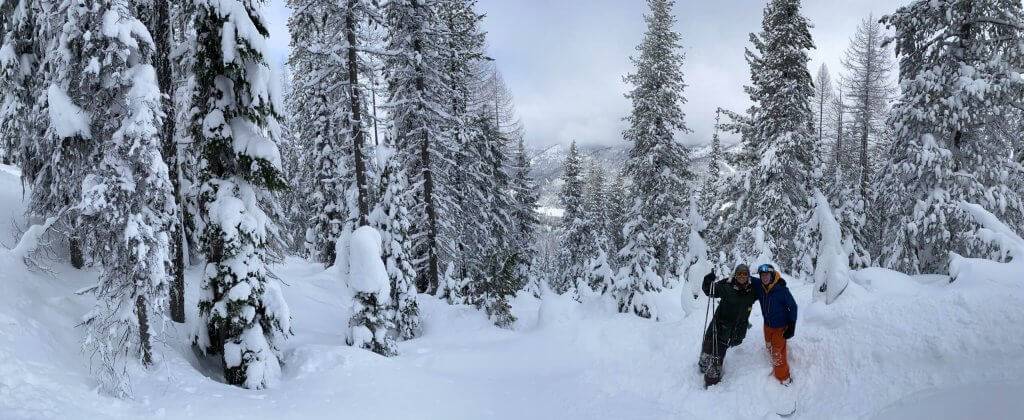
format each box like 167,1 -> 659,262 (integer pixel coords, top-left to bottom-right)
1,162 -> 1022,420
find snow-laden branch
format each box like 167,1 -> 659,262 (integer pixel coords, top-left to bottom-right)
949,201 -> 1024,283
2,216 -> 58,264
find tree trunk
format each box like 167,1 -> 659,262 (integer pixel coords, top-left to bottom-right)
346,0 -> 370,226
152,0 -> 186,323
412,2 -> 439,294
69,236 -> 84,269
136,294 -> 153,366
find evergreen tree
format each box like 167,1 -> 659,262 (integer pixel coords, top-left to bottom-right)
584,161 -> 610,251
371,153 -> 421,341
384,0 -> 460,294
698,109 -> 724,231
30,0 -> 100,270
615,0 -> 693,318
0,0 -> 38,165
605,170 -> 629,266
146,0 -> 188,324
510,136 -> 540,284
880,0 -> 1024,273
556,140 -> 589,294
720,0 -> 818,270
346,226 -> 397,356
69,0 -> 175,397
287,0 -> 359,266
188,0 -> 291,389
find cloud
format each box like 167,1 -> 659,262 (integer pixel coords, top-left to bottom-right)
265,0 -> 907,148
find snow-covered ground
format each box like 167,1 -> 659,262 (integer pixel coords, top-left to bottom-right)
1,162 -> 1022,420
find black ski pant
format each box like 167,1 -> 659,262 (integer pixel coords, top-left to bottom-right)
699,321 -> 732,387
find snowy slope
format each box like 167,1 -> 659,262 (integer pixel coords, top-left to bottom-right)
1,163 -> 1023,420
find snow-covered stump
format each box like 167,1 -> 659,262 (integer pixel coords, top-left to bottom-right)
949,201 -> 1024,283
346,226 -> 397,357
808,191 -> 851,304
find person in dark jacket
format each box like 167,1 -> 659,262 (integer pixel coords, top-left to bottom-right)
751,263 -> 798,385
699,264 -> 758,388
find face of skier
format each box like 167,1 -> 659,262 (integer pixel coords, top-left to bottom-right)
759,271 -> 772,283
735,271 -> 750,284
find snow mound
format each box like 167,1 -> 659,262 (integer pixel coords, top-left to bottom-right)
347,226 -> 389,300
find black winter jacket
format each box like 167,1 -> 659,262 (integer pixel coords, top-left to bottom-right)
702,272 -> 758,345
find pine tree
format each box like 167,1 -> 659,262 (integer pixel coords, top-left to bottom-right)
510,136 -> 540,284
371,153 -> 421,341
0,0 -> 38,165
67,0 -> 175,397
615,0 -> 693,318
605,171 -> 629,265
146,0 -> 188,324
584,161 -> 610,251
346,226 -> 397,356
287,0 -> 359,266
720,0 -> 818,270
384,0 -> 461,295
188,0 -> 291,389
880,0 -> 1024,273
29,0 -> 100,270
556,140 -> 589,294
698,109 -> 724,232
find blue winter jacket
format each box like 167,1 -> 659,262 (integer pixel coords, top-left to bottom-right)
752,274 -> 798,328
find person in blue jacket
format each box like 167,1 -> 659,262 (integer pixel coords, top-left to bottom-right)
751,263 -> 797,385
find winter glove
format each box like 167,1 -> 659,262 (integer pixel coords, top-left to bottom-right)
783,323 -> 795,339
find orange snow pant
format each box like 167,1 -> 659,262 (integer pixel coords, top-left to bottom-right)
764,326 -> 791,382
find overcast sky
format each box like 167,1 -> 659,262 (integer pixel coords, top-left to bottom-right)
263,0 -> 907,148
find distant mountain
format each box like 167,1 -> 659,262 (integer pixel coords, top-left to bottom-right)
526,142 -> 719,208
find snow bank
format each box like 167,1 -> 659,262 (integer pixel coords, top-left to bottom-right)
347,226 -> 389,300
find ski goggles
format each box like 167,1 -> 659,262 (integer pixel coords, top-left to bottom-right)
757,264 -> 775,274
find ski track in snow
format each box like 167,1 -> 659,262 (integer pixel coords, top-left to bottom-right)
0,163 -> 1022,420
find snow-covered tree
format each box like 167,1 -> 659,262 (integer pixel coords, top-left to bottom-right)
0,0 -> 40,165
370,153 -> 421,341
698,109 -> 724,232
880,0 -> 1024,274
188,0 -> 291,389
584,160 -> 610,251
556,141 -> 589,293
67,0 -> 175,397
613,0 -> 693,319
287,0 -> 375,266
681,196 -> 711,308
384,0 -> 461,294
27,0 -> 104,270
719,0 -> 819,270
510,136 -> 539,283
605,171 -> 629,265
804,190 -> 851,304
346,226 -> 397,356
